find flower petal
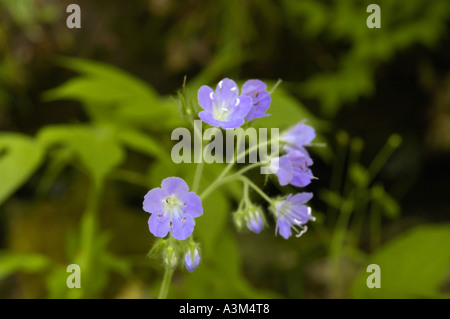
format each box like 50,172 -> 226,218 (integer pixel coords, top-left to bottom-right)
290,167 -> 313,187
148,213 -> 170,238
290,205 -> 313,224
181,192 -> 203,218
143,187 -> 165,214
215,78 -> 239,106
281,122 -> 316,146
283,144 -> 311,158
171,216 -> 195,240
290,192 -> 313,205
245,92 -> 271,121
198,110 -> 223,127
219,117 -> 245,129
247,215 -> 263,234
229,95 -> 252,118
185,249 -> 200,272
273,156 -> 294,186
242,79 -> 267,96
161,177 -> 189,197
198,85 -> 214,112
276,219 -> 292,239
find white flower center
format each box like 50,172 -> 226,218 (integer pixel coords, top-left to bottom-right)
212,102 -> 231,121
163,194 -> 184,220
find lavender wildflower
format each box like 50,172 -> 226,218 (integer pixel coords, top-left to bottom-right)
241,79 -> 271,121
143,177 -> 203,240
272,193 -> 315,239
281,122 -> 316,156
197,78 -> 252,129
269,150 -> 314,187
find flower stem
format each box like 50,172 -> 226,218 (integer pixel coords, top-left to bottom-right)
158,267 -> 174,299
238,176 -> 273,204
329,198 -> 353,298
192,161 -> 204,193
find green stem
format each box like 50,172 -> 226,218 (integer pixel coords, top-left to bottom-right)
74,183 -> 101,299
216,136 -> 278,183
327,131 -> 349,226
329,198 -> 353,298
192,161 -> 204,193
239,176 -> 273,204
199,161 -> 265,201
158,268 -> 174,299
369,202 -> 381,252
368,134 -> 402,182
242,179 -> 251,206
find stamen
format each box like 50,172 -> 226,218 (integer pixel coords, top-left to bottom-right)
235,98 -> 240,106
295,225 -> 308,238
170,221 -> 173,228
181,217 -> 186,223
183,201 -> 186,205
156,213 -> 162,217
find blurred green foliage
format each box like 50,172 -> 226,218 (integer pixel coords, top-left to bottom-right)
284,0 -> 450,116
351,225 -> 450,298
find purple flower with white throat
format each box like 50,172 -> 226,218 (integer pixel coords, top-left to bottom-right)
198,78 -> 252,129
143,177 -> 203,240
281,122 -> 316,156
269,150 -> 314,187
272,192 -> 315,239
185,248 -> 200,272
241,79 -> 271,121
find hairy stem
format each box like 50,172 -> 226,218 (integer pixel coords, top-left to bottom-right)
158,268 -> 174,299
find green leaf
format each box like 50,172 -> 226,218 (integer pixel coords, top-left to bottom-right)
351,224 -> 450,298
37,125 -> 124,188
253,83 -> 327,131
117,127 -> 169,161
43,57 -> 183,130
0,133 -> 44,205
0,252 -> 51,280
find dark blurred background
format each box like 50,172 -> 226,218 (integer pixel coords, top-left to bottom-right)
0,0 -> 449,299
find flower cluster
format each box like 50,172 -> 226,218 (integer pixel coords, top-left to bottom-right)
265,121 -> 317,239
143,77 -> 319,275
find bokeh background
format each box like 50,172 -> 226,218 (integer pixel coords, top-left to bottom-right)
1,0 -> 449,299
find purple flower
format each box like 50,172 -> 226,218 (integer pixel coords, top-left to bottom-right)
245,208 -> 264,234
281,122 -> 316,156
198,78 -> 253,129
241,79 -> 271,121
273,192 -> 315,239
269,150 -> 314,187
185,248 -> 200,272
143,177 -> 203,240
